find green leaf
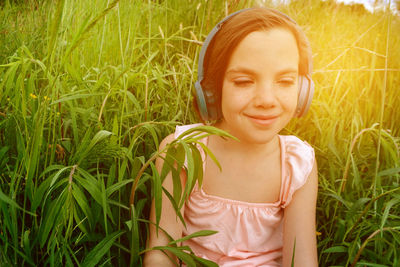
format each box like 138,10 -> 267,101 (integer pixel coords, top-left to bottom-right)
143,123 -> 159,150
378,167 -> 400,177
4,61 -> 20,97
49,166 -> 71,188
86,130 -> 113,154
291,238 -> 296,267
71,183 -> 94,230
0,187 -> 36,216
193,256 -> 219,267
150,162 -> 162,229
60,0 -> 120,65
191,145 -> 204,188
73,130 -> 112,165
177,125 -> 235,141
181,143 -> 194,207
23,229 -> 31,256
197,142 -> 221,171
168,230 -> 217,246
0,238 -> 35,266
0,146 -> 9,160
73,205 -> 89,236
31,177 -> 51,210
162,187 -> 186,228
125,90 -> 141,112
345,197 -> 370,223
111,115 -> 119,144
81,231 -> 124,267
63,247 -> 74,267
51,93 -> 103,105
355,263 -> 393,267
39,189 -> 67,248
322,246 -> 348,253
39,164 -> 67,178
325,193 -> 350,209
100,177 -> 114,225
75,169 -> 103,205
160,146 -> 175,182
106,179 -> 134,197
152,246 -> 196,267
166,145 -> 184,204
47,0 -> 65,60
130,206 -> 140,266
380,197 -> 400,230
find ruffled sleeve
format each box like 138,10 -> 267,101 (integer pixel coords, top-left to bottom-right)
280,135 -> 315,208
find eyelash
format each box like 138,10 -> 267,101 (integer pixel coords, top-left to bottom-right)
230,77 -> 296,87
278,78 -> 296,87
233,80 -> 253,87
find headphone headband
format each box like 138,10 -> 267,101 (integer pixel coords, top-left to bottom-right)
197,9 -> 250,85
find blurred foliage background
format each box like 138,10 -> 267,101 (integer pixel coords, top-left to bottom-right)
0,0 -> 399,266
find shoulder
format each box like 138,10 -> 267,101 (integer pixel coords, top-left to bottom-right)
281,135 -> 315,169
159,133 -> 175,150
160,124 -> 204,149
281,135 -> 314,154
174,123 -> 204,139
280,135 -> 317,208
159,123 -> 207,155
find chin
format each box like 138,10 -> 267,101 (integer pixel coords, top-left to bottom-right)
217,118 -> 284,145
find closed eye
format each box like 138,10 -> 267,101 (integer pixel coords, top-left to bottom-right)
233,78 -> 253,87
278,77 -> 296,87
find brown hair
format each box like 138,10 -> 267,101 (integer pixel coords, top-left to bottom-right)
194,7 -> 312,121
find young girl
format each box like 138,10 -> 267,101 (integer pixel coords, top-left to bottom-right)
144,7 -> 318,267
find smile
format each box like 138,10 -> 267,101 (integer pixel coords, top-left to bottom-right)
245,114 -> 279,126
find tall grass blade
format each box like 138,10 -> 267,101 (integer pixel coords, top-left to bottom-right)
81,230 -> 124,267
61,0 -> 120,65
0,188 -> 36,216
47,0 -> 65,65
150,161 -> 162,229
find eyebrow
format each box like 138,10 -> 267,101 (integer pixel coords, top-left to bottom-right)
225,67 -> 256,76
225,67 -> 298,76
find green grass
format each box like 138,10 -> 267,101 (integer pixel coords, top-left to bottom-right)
0,0 -> 399,266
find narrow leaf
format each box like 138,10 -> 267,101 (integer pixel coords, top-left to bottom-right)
380,197 -> 400,230
0,188 -> 36,216
81,231 -> 124,267
168,230 -> 218,246
322,246 -> 348,253
150,162 -> 162,229
162,187 -> 186,228
152,246 -> 196,267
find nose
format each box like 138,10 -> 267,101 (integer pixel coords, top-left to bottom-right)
253,81 -> 277,108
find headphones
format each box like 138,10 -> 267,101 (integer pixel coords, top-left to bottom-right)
194,8 -> 314,121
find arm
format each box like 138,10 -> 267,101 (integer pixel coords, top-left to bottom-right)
143,134 -> 187,267
282,160 -> 318,267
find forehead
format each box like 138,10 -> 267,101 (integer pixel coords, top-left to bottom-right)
226,28 -> 299,73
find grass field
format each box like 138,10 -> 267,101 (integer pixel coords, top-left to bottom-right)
0,0 -> 399,266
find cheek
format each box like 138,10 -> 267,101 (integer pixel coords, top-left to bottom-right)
279,89 -> 299,112
221,88 -> 250,118
221,83 -> 240,109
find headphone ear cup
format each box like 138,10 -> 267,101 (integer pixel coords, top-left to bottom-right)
195,81 -> 209,121
204,90 -> 220,121
296,75 -> 314,117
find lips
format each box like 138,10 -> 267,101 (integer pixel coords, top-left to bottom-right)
245,114 -> 279,126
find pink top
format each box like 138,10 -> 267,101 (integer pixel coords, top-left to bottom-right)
174,124 -> 315,267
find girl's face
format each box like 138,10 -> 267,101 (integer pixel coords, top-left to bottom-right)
219,28 -> 299,144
